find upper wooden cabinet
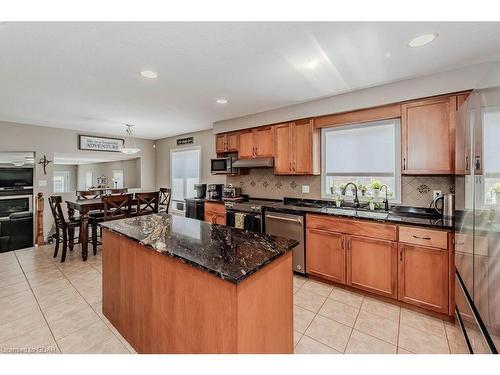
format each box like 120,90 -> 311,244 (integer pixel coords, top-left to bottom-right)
238,126 -> 274,159
215,132 -> 239,153
274,119 -> 319,175
401,95 -> 457,174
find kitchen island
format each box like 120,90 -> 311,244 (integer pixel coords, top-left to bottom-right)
100,214 -> 298,354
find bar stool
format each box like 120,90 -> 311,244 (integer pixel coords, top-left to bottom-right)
48,196 -> 81,263
135,192 -> 159,216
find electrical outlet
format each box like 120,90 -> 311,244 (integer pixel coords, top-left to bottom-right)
38,180 -> 47,187
433,190 -> 442,198
302,185 -> 310,194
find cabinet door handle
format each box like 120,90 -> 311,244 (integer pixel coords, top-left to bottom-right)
475,156 -> 481,171
289,162 -> 292,172
403,157 -> 406,171
465,155 -> 469,172
400,247 -> 404,262
341,238 -> 344,250
412,235 -> 431,240
293,162 -> 296,172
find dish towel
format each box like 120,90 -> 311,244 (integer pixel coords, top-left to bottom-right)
235,213 -> 245,229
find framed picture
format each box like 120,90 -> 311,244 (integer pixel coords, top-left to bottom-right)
79,135 -> 124,152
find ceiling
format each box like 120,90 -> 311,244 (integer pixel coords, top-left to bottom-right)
1,22 -> 500,140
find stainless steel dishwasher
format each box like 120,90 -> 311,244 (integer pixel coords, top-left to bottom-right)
265,211 -> 305,274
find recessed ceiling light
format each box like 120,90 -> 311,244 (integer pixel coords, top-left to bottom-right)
385,52 -> 392,58
140,70 -> 158,79
216,99 -> 228,104
408,33 -> 437,48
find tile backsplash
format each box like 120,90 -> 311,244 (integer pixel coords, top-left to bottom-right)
226,169 -> 454,208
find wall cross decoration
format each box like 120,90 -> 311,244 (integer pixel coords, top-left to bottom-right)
38,155 -> 52,175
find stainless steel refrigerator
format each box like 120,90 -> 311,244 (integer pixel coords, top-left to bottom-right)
455,62 -> 500,353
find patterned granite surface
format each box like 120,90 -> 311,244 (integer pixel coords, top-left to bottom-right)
100,214 -> 298,284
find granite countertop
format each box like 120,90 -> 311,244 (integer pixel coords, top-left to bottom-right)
100,213 -> 298,284
264,202 -> 455,230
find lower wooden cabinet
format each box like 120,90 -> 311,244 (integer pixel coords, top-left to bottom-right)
204,202 -> 226,225
306,228 -> 346,284
347,236 -> 398,299
398,243 -> 449,314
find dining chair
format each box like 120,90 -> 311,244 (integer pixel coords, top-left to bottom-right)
159,187 -> 171,213
89,194 -> 132,254
106,188 -> 128,195
48,196 -> 81,263
76,190 -> 103,200
135,192 -> 160,216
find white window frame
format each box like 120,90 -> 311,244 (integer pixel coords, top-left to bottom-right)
112,170 -> 124,189
320,119 -> 401,203
85,171 -> 93,190
53,170 -> 70,193
170,146 -> 202,207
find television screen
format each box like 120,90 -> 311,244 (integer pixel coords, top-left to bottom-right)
0,168 -> 34,188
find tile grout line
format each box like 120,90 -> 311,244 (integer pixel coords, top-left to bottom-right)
343,295 -> 365,354
50,245 -> 132,353
28,245 -> 129,353
13,248 -> 62,354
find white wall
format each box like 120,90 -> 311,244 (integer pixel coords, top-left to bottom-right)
155,129 -> 225,189
76,158 -> 140,190
0,121 -> 155,239
213,62 -> 493,133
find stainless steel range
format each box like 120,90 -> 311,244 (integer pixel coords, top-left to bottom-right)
224,199 -> 271,232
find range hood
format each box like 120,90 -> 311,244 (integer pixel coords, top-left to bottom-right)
232,157 -> 274,168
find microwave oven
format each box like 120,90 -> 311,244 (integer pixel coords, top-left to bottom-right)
211,157 -> 237,174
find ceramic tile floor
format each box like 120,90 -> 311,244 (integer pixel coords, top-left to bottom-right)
0,245 -> 468,354
292,275 -> 469,354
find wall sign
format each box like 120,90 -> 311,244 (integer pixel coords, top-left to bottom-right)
176,137 -> 194,146
79,135 -> 124,152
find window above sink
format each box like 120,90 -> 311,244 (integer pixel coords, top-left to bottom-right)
321,119 -> 401,204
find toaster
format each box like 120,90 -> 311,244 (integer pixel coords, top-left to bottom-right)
223,186 -> 242,198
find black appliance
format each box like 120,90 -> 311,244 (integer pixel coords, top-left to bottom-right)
0,211 -> 33,252
185,198 -> 205,221
224,199 -> 268,232
206,184 -> 224,200
0,168 -> 33,190
210,157 -> 237,175
194,184 -> 207,199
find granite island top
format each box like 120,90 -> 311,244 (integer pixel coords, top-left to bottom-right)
100,213 -> 299,284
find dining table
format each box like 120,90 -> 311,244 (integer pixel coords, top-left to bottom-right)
66,197 -> 140,261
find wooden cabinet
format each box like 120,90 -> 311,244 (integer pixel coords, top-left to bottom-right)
398,243 -> 449,314
215,132 -> 239,153
306,228 -> 346,284
274,119 -> 319,175
347,236 -> 398,299
238,126 -> 274,159
402,95 -> 457,174
204,202 -> 226,225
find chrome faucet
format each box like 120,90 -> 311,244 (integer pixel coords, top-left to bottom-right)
380,185 -> 389,211
342,182 -> 360,208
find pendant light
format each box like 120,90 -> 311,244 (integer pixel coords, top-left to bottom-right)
120,124 -> 141,155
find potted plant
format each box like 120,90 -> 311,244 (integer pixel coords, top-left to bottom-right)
370,180 -> 382,197
333,194 -> 343,208
493,182 -> 500,204
357,183 -> 367,196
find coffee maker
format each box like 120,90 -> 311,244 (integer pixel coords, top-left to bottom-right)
193,184 -> 206,199
206,184 -> 223,200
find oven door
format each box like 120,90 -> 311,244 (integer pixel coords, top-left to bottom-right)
210,158 -> 230,174
226,211 -> 262,232
0,194 -> 33,217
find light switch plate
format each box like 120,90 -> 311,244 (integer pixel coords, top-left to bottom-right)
302,185 -> 310,194
38,180 -> 47,187
433,190 -> 442,198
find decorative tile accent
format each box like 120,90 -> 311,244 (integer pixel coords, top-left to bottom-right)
450,186 -> 455,194
262,181 -> 269,188
227,170 -> 454,208
417,184 -> 430,194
